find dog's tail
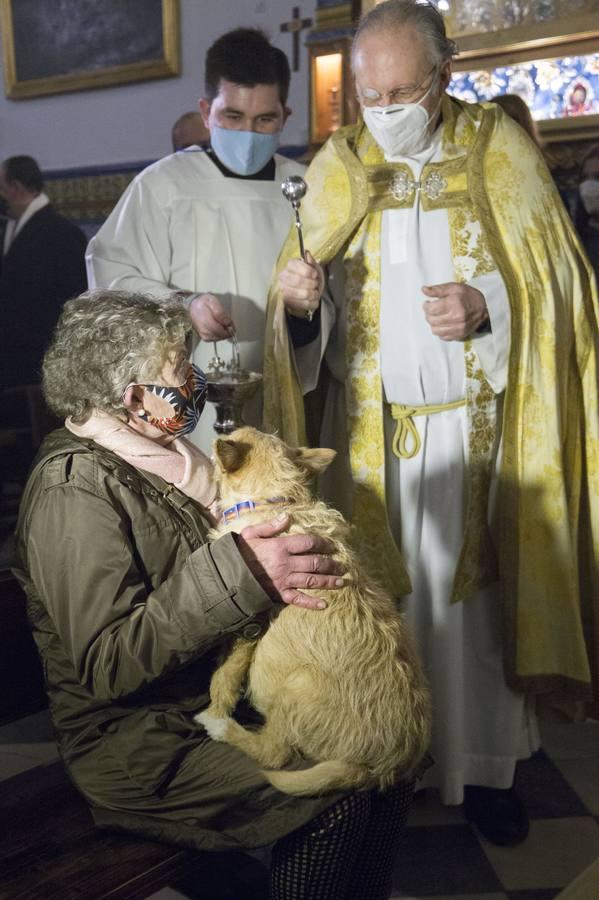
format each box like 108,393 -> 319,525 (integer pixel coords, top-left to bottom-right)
262,760 -> 370,796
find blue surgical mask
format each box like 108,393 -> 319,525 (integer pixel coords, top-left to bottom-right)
210,126 -> 281,176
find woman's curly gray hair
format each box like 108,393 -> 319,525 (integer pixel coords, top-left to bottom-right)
43,290 -> 191,423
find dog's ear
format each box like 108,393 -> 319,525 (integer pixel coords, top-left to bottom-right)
295,447 -> 336,474
213,438 -> 251,473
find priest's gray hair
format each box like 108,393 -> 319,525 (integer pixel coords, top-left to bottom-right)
353,0 -> 457,68
43,290 -> 191,424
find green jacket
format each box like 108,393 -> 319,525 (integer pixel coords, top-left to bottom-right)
13,430 -> 335,850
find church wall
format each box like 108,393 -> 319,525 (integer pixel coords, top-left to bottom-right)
0,0 -> 313,172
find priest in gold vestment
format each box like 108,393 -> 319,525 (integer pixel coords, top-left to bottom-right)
264,0 -> 599,846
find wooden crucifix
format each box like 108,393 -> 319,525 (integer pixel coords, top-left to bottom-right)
280,6 -> 312,72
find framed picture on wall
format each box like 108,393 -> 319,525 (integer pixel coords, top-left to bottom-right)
1,0 -> 180,100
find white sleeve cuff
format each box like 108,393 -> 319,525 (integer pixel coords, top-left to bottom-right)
469,270 -> 511,394
293,292 -> 335,394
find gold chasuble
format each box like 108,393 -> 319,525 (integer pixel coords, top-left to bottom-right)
263,96 -> 599,718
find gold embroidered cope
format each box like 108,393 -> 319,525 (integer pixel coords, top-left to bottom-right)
263,96 -> 599,718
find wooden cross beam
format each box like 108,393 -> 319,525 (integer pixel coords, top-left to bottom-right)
280,6 -> 312,72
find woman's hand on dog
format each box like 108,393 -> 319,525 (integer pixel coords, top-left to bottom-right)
237,514 -> 345,610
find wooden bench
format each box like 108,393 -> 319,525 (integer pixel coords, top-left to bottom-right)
0,760 -> 270,899
0,760 -> 200,899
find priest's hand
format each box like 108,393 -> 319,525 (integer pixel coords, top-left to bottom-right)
279,251 -> 325,320
189,293 -> 235,341
237,513 -> 345,610
422,282 -> 489,340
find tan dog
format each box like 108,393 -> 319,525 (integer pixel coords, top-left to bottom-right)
196,427 -> 431,796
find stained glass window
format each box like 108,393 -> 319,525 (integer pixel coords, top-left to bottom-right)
449,53 -> 599,119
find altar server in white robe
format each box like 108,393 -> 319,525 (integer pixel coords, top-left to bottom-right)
86,28 -> 305,453
266,0 -> 598,848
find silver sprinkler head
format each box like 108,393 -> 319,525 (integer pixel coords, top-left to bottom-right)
281,175 -> 307,207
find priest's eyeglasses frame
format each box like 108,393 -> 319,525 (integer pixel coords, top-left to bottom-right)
357,65 -> 438,107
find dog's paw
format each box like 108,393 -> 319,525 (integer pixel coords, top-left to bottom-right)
195,710 -> 230,741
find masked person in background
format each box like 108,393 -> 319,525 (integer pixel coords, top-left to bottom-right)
263,0 -> 599,847
87,28 -> 305,454
575,143 -> 599,281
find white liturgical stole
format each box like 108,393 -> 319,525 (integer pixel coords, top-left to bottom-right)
379,132 -> 510,404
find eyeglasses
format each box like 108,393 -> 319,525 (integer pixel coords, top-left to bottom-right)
358,66 -> 437,107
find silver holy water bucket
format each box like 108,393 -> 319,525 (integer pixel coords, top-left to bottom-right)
205,339 -> 262,435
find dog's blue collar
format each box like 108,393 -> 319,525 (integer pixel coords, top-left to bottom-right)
221,496 -> 290,524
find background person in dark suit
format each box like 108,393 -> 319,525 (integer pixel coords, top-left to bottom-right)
0,155 -> 87,531
0,155 -> 87,390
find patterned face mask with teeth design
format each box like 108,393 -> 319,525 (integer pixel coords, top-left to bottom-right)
138,363 -> 207,437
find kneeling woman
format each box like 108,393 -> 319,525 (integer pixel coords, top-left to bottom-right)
15,291 -> 415,900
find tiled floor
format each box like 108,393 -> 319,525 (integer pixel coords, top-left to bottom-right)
1,713 -> 598,899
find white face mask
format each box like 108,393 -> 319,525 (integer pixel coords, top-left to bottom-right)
579,179 -> 599,216
361,80 -> 439,159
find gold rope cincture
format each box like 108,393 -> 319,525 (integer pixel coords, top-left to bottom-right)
389,398 -> 467,459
